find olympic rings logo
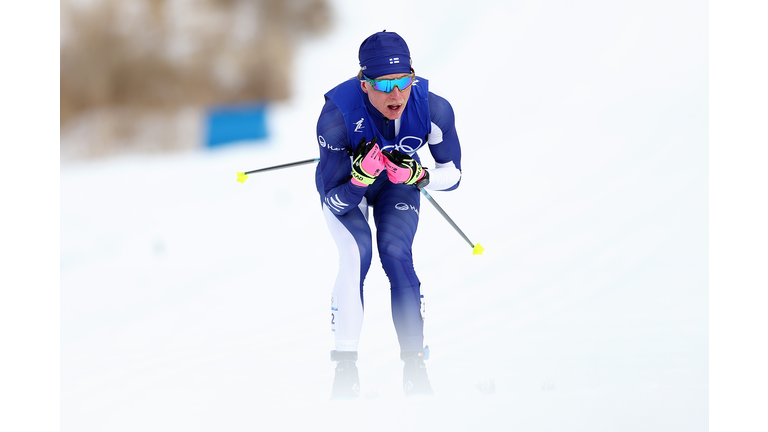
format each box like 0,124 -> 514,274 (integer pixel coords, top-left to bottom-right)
381,136 -> 424,155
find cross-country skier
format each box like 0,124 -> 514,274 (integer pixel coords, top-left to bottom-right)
315,30 -> 463,400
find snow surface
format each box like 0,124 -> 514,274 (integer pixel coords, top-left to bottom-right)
61,0 -> 708,430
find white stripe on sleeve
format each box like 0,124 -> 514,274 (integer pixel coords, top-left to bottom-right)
428,122 -> 444,145
424,161 -> 461,191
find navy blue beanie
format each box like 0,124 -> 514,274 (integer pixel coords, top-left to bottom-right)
358,31 -> 412,79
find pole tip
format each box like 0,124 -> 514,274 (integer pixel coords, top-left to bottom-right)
473,243 -> 484,255
236,172 -> 249,183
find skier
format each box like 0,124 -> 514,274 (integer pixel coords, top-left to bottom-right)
315,30 -> 463,400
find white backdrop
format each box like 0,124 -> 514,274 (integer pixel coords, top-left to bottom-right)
58,0 -> 710,430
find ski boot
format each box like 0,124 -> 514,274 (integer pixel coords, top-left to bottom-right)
330,351 -> 360,400
401,346 -> 434,397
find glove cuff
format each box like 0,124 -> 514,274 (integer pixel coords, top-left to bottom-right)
414,168 -> 429,189
351,172 -> 376,187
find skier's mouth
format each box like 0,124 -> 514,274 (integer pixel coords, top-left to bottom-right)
387,104 -> 402,112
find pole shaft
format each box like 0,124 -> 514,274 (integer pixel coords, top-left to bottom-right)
245,158 -> 319,175
420,189 -> 475,248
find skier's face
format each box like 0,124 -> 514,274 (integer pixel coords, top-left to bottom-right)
361,72 -> 413,120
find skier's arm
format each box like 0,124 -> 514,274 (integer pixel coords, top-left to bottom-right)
424,92 -> 462,191
316,99 -> 368,215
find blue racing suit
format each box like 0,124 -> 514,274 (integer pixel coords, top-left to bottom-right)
315,75 -> 462,353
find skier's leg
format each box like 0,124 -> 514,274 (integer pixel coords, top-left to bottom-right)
372,185 -> 425,352
323,200 -> 372,353
372,185 -> 434,395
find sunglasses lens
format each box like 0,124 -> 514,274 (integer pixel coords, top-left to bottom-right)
395,75 -> 413,90
370,75 -> 414,93
372,80 -> 393,92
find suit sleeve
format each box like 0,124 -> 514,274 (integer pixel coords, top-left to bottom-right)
316,98 -> 367,215
425,92 -> 462,191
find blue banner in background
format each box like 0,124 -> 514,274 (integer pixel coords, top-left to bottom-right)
205,102 -> 268,147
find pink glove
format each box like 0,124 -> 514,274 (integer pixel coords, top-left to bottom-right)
351,138 -> 385,187
382,149 -> 430,189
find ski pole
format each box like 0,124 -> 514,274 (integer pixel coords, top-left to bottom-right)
420,189 -> 484,255
236,157 -> 483,255
236,158 -> 319,183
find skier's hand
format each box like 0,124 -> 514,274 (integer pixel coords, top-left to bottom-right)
382,149 -> 430,189
351,137 -> 385,187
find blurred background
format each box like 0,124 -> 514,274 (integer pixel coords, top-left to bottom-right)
60,0 -> 331,160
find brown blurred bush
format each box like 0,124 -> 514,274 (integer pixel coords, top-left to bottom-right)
60,0 -> 331,158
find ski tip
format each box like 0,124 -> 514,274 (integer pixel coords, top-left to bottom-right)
236,172 -> 248,183
473,243 -> 484,255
